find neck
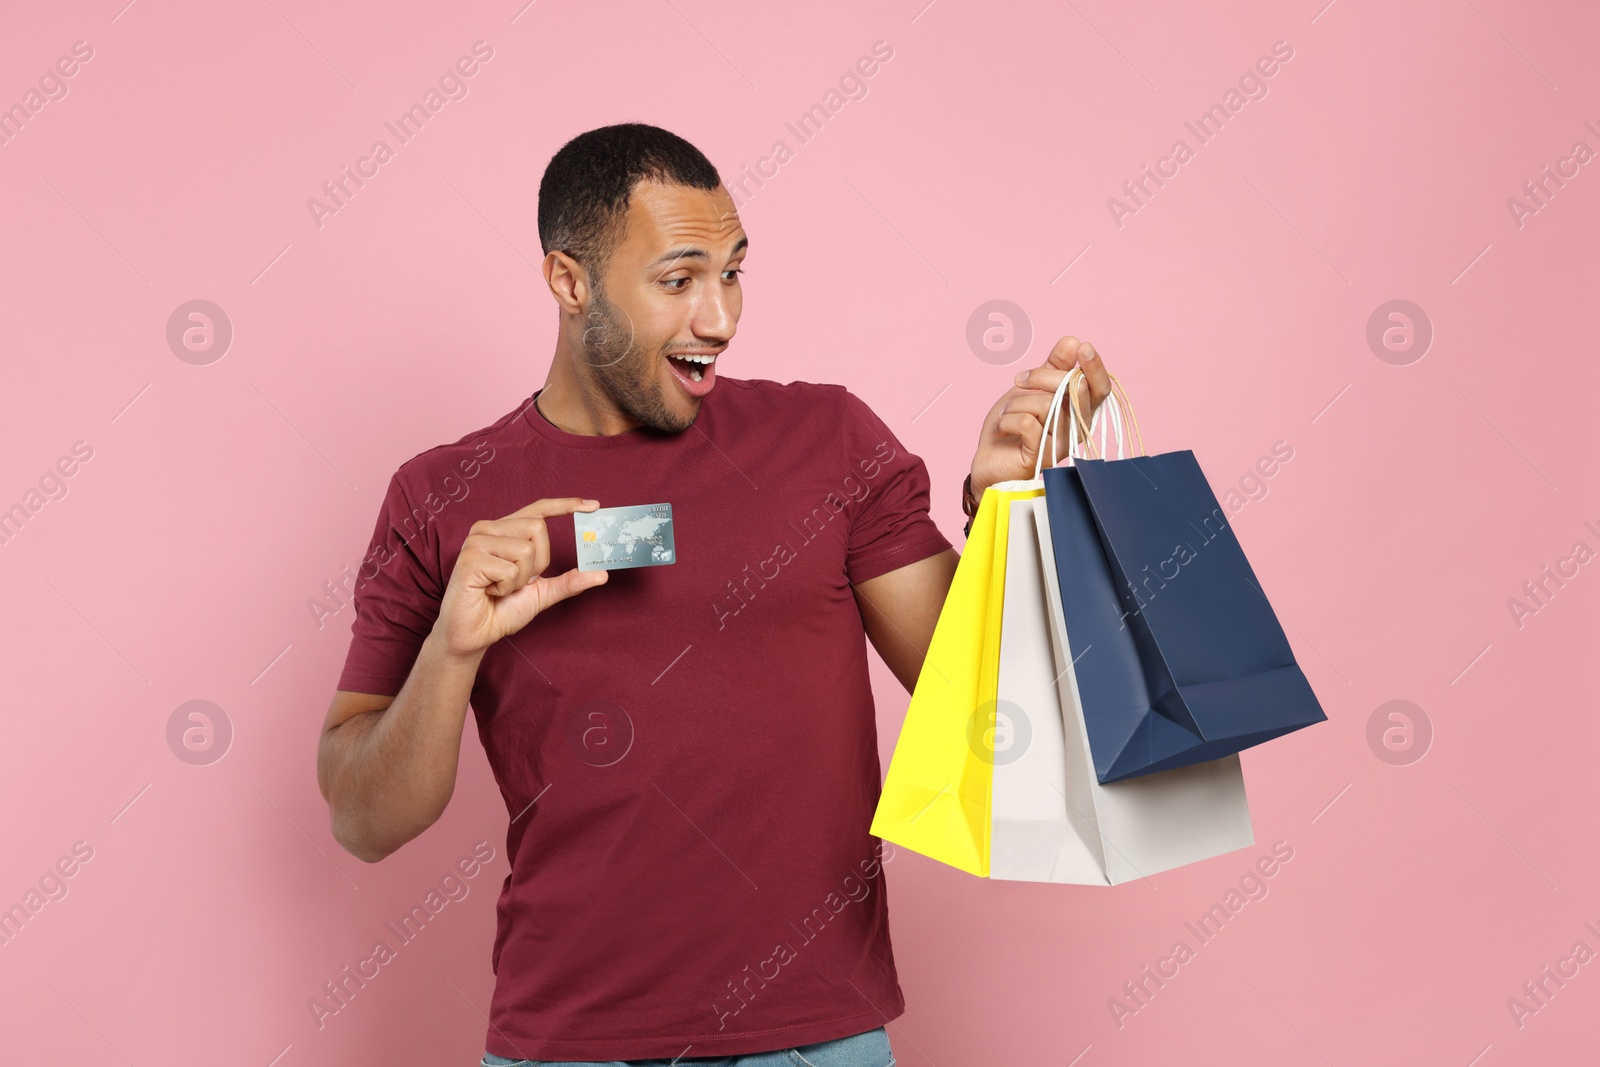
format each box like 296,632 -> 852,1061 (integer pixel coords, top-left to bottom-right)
537,351 -> 642,436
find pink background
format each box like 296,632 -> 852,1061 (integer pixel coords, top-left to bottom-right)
2,0 -> 1597,1063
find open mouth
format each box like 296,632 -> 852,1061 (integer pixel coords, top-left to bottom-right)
665,351 -> 719,397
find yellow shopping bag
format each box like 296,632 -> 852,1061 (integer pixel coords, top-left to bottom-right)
870,482 -> 1044,876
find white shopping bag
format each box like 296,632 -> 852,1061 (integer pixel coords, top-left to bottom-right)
988,378 -> 1254,885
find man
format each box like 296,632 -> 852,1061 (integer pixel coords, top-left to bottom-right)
316,123 -> 1112,1065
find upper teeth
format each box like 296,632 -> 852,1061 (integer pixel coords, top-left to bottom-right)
676,354 -> 717,364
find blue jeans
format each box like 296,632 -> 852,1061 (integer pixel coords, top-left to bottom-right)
480,1024 -> 894,1066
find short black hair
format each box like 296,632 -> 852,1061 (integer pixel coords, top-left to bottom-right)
537,123 -> 723,285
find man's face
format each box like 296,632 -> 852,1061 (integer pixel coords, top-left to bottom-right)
578,180 -> 746,433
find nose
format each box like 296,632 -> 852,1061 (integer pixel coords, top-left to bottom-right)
690,276 -> 738,344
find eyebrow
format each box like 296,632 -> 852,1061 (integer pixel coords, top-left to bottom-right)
647,235 -> 748,269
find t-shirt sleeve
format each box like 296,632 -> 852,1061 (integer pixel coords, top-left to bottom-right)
336,470 -> 447,697
839,388 -> 955,586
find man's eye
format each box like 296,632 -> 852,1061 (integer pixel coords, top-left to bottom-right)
663,269 -> 741,290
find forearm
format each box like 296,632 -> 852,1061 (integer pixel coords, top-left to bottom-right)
323,631 -> 486,861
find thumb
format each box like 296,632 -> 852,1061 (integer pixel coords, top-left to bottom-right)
535,567 -> 610,610
493,568 -> 608,633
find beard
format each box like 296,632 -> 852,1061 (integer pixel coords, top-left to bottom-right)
581,284 -> 696,434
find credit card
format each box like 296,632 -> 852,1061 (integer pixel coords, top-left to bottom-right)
573,502 -> 675,572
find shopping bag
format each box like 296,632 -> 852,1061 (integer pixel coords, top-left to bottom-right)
868,474 -> 1008,876
988,490 -> 1254,884
1042,378 -> 1327,784
877,370 -> 1256,881
872,373 -> 1086,876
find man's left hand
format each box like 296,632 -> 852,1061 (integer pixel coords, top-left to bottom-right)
969,336 -> 1114,501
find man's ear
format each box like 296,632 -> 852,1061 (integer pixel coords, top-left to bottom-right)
543,250 -> 589,315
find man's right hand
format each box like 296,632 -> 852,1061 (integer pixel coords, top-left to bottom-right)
432,497 -> 609,657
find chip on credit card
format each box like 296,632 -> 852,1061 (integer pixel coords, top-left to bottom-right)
573,502 -> 675,572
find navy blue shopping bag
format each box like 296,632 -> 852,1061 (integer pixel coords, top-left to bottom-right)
1041,453 -> 1326,783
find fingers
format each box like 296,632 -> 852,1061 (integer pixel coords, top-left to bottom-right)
1012,364 -> 1070,396
502,496 -> 601,521
1002,391 -> 1054,419
999,391 -> 1053,439
1070,342 -> 1111,429
1045,335 -> 1083,370
470,553 -> 524,598
461,497 -> 609,600
470,496 -> 600,554
996,336 -> 1111,470
1013,338 -> 1112,430
995,411 -> 1046,465
1000,391 -> 1071,462
996,407 -> 1081,468
1014,337 -> 1084,395
487,565 -> 609,640
536,566 -> 610,609
464,533 -> 546,596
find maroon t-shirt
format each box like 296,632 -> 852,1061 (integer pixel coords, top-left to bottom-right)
337,375 -> 953,1061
